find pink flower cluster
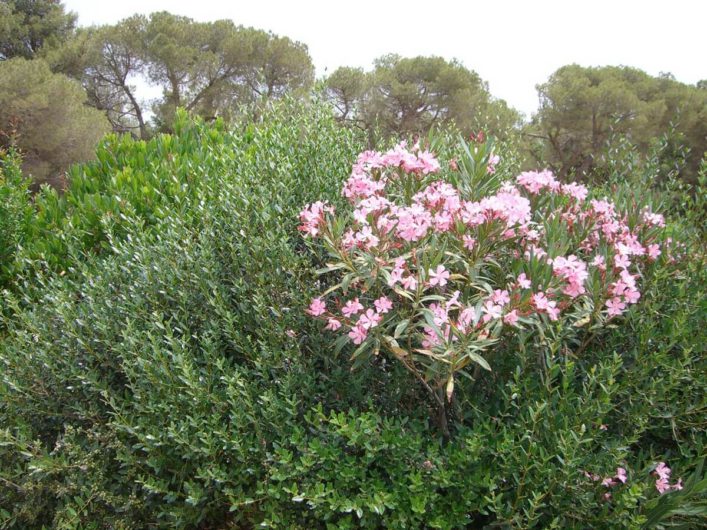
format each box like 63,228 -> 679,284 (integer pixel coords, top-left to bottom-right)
602,467 -> 628,488
512,172 -> 670,320
298,201 -> 334,237
584,466 -> 628,498
653,462 -> 683,494
343,142 -> 440,203
584,466 -> 628,501
552,255 -> 588,298
516,170 -> 589,202
308,295 -> 393,345
299,139 -> 673,384
584,462 -> 683,500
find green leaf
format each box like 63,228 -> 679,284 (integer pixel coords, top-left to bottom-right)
394,319 -> 410,338
465,350 -> 491,371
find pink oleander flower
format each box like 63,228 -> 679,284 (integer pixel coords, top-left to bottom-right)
533,292 -> 559,320
614,254 -> 631,269
591,255 -> 606,270
624,288 -> 640,304
348,324 -> 368,345
605,297 -> 626,318
463,235 -> 476,251
482,300 -> 503,322
388,258 -> 406,286
358,308 -> 382,330
481,191 -> 531,226
356,225 -> 379,249
491,289 -> 510,305
457,306 -> 477,332
401,275 -> 418,291
433,211 -> 454,232
523,228 -> 541,242
342,173 -> 386,202
428,303 -> 449,326
342,298 -> 364,318
341,229 -> 357,250
354,149 -> 385,172
655,478 -> 670,494
429,265 -> 450,287
307,297 -> 327,316
395,205 -> 432,242
525,245 -> 548,261
599,467 -> 627,489
642,209 -> 665,227
516,169 -> 560,194
553,255 -> 588,298
374,296 -> 393,314
591,198 -> 615,216
616,467 -> 627,484
517,273 -> 531,289
446,290 -> 462,312
325,318 -> 342,331
503,310 -> 519,325
388,268 -> 404,286
532,292 -> 550,310
647,243 -> 661,260
655,462 -> 671,480
418,150 -> 441,174
546,305 -> 560,321
422,326 -> 443,348
487,154 -> 500,174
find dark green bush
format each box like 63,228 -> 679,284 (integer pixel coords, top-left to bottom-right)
0,150 -> 33,291
1,101 -> 704,529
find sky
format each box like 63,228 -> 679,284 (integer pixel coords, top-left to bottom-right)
63,0 -> 706,118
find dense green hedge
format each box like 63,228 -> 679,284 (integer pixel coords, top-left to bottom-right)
1,101 -> 705,528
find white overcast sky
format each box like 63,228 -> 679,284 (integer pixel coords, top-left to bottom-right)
63,0 -> 706,118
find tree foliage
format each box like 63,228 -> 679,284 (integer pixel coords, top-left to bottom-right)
47,18 -> 150,138
0,0 -> 76,60
325,55 -> 521,141
529,65 -> 707,181
0,58 -> 110,185
50,11 -> 315,135
324,66 -> 369,122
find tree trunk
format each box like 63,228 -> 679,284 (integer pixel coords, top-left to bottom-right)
433,388 -> 451,441
123,84 -> 147,140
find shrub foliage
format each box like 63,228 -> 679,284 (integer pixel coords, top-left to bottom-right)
0,101 -> 704,528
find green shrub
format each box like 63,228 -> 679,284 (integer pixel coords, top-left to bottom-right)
0,149 -> 33,291
0,99 -> 370,528
1,101 -> 704,529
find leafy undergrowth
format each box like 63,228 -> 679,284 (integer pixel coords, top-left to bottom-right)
0,101 -> 704,528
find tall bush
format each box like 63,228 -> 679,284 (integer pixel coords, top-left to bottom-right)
300,135 -> 676,436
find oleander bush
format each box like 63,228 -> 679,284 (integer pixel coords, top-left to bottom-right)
0,100 -> 704,529
299,136 -> 680,438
